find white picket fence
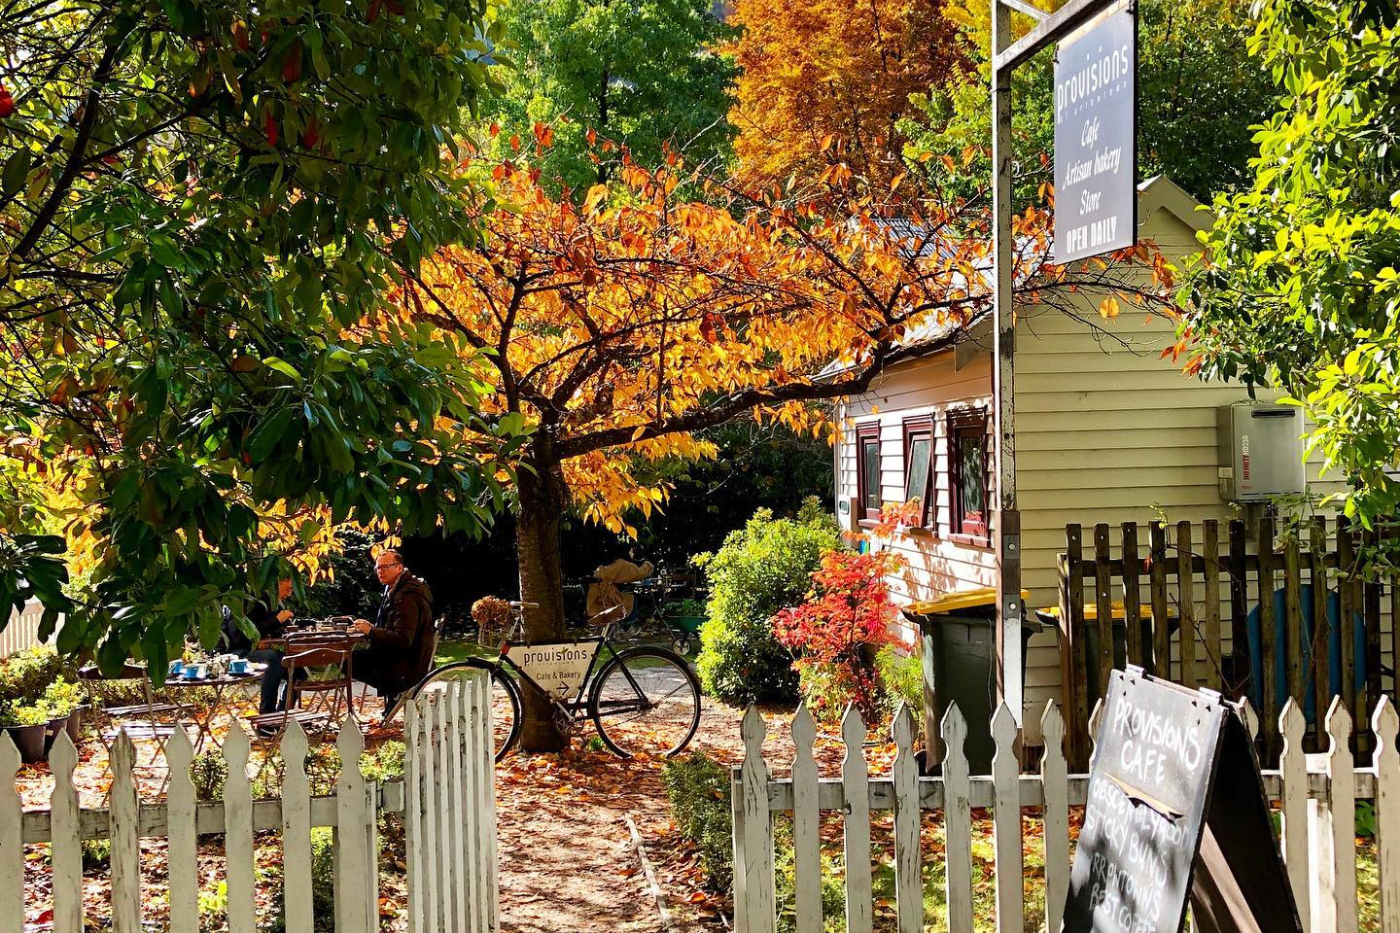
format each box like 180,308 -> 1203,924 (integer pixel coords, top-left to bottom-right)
732,696 -> 1400,933
0,599 -> 48,658
0,673 -> 498,933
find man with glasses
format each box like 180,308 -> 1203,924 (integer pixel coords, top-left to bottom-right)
351,550 -> 435,716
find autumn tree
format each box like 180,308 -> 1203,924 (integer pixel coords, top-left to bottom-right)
0,0 -> 515,671
404,151 -> 1175,750
489,0 -> 736,192
726,0 -> 965,189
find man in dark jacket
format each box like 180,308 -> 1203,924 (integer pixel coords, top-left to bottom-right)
220,578 -> 296,715
351,550 -> 435,714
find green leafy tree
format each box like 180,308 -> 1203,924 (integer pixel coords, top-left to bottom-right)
489,0 -> 736,191
902,0 -> 1275,203
0,0 -> 517,672
1179,0 -> 1400,529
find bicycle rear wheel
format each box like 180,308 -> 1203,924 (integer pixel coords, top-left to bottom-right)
588,647 -> 700,758
409,659 -> 522,762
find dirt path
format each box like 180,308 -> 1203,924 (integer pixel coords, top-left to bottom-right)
493,689 -> 842,933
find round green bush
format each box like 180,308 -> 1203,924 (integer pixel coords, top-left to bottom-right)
693,506 -> 839,705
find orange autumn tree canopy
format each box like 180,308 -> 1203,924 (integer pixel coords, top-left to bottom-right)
402,154 -> 1175,534
726,0 -> 965,189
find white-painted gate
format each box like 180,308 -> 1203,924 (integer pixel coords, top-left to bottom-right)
0,671 -> 497,933
733,697 -> 1400,933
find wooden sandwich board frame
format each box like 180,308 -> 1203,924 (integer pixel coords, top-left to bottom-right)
1063,665 -> 1302,933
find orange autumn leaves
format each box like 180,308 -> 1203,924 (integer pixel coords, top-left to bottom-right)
726,0 -> 965,190
403,160 -> 988,532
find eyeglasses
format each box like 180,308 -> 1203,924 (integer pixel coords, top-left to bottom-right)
374,562 -> 402,573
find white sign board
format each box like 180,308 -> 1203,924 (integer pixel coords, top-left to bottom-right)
1054,6 -> 1136,263
508,641 -> 601,701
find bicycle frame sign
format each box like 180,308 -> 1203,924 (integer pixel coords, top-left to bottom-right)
506,640 -> 602,702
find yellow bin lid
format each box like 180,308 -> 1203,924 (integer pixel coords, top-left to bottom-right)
906,586 -> 1031,616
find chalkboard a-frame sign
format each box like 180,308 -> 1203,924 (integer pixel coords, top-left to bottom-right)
1062,667 -> 1302,933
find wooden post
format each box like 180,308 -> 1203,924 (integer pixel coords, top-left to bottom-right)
991,704 -> 1023,933
1260,516 -> 1279,760
733,708 -> 774,933
942,704 -> 974,933
842,708 -> 873,933
1312,519 -> 1331,751
49,729 -> 81,933
281,723 -> 314,933
1371,696 -> 1400,933
1178,521 -> 1198,688
890,707 -> 922,933
1065,524 -> 1088,768
1203,520 -> 1223,692
223,724 -> 256,933
1094,523 -> 1114,700
990,0 -> 1024,728
1123,522 -> 1143,667
1040,703 -> 1069,933
1340,519 -> 1358,736
1229,519 -> 1250,691
1149,521 -> 1170,679
0,735 -> 19,933
1285,533 -> 1306,710
790,707 -> 821,933
108,734 -> 141,933
1279,700 -> 1311,928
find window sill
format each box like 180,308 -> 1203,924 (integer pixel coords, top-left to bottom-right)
949,533 -> 992,549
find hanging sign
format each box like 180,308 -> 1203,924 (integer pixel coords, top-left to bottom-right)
507,640 -> 600,701
1053,5 -> 1137,263
1062,668 -> 1302,933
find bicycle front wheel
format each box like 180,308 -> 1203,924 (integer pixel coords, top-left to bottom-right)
588,647 -> 701,758
409,659 -> 522,762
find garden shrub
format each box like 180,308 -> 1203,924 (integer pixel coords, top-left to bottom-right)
662,751 -> 733,892
263,827 -> 336,933
772,550 -> 903,723
694,507 -> 839,705
875,644 -> 925,728
0,646 -> 68,705
190,751 -> 228,802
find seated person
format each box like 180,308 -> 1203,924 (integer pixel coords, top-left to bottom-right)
350,551 -> 434,717
220,578 -> 296,715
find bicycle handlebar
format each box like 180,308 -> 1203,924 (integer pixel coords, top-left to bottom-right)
508,600 -> 540,610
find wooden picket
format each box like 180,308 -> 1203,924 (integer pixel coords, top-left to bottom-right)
402,671 -> 501,933
1058,516 -> 1396,767
1,677 -> 498,933
733,697 -> 1400,933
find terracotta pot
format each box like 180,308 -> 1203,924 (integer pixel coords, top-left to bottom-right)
4,723 -> 47,763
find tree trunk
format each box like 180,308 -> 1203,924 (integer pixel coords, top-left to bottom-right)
515,453 -> 571,751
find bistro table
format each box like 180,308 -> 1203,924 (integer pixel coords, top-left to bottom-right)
163,667 -> 264,761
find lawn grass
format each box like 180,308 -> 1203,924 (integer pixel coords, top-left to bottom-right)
434,635 -> 494,665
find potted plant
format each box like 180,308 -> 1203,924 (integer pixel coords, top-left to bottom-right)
41,678 -> 87,743
0,703 -> 52,763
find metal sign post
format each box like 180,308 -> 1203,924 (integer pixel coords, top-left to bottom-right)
990,0 -> 1127,725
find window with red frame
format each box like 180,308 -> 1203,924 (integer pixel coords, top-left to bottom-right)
948,409 -> 989,542
902,416 -> 933,529
855,422 -> 882,521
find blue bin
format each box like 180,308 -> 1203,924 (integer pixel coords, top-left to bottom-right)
1245,583 -> 1365,723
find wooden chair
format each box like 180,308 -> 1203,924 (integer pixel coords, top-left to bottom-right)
247,646 -> 353,744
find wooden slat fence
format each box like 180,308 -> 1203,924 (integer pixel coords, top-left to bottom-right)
732,697 -> 1400,933
1058,517 -> 1394,768
0,673 -> 497,933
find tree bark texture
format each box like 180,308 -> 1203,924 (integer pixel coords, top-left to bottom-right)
514,452 -> 571,751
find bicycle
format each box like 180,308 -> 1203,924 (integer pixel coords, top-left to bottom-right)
387,601 -> 702,762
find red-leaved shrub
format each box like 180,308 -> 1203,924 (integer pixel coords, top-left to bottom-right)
771,549 -> 905,722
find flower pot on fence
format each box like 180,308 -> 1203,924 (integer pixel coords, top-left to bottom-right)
4,723 -> 48,763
